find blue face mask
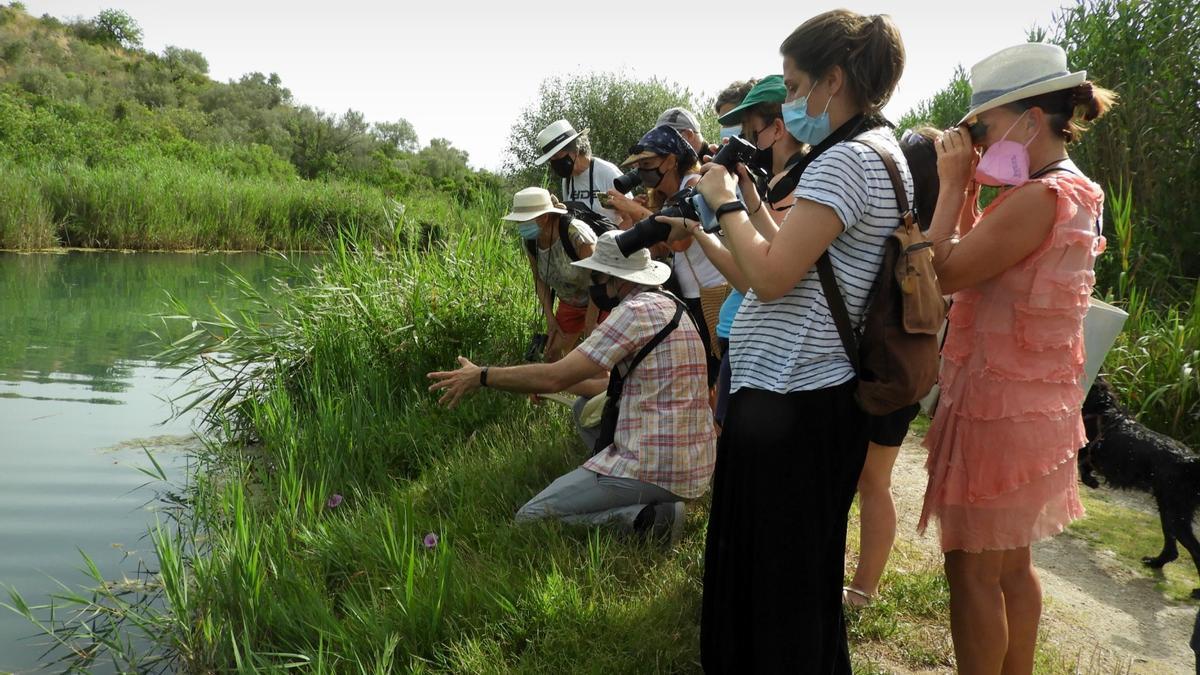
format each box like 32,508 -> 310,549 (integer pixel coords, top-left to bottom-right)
517,221 -> 540,240
719,125 -> 741,141
782,82 -> 833,146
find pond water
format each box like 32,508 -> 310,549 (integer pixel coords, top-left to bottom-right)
0,252 -> 314,672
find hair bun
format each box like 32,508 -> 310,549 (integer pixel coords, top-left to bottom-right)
1071,82 -> 1102,120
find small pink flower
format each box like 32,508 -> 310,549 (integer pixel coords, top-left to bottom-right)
326,494 -> 343,509
423,532 -> 439,549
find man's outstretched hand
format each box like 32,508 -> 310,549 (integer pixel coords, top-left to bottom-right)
427,356 -> 482,409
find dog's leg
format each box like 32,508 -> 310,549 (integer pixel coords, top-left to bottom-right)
1144,495 -> 1180,568
1166,511 -> 1200,599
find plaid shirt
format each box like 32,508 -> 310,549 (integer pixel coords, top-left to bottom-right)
576,291 -> 716,499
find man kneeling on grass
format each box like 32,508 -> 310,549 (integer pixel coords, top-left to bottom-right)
428,231 -> 716,545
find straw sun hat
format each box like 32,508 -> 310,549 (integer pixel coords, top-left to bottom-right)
571,231 -> 671,286
533,119 -> 583,165
960,42 -> 1086,125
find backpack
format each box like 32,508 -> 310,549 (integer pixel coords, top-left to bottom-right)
816,135 -> 946,416
521,211 -> 617,261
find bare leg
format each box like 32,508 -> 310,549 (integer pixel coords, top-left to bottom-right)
545,330 -> 581,363
945,549 -> 1008,674
848,442 -> 901,601
999,546 -> 1041,675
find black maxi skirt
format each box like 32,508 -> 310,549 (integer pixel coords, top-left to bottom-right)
701,380 -> 870,674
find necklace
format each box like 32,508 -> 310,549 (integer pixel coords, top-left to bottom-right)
1030,157 -> 1071,179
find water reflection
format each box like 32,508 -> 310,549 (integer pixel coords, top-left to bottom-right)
0,251 -> 314,672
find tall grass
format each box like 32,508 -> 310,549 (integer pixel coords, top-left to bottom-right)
0,158 -> 397,250
1099,184 -> 1200,447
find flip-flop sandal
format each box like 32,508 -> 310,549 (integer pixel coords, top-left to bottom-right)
842,586 -> 874,609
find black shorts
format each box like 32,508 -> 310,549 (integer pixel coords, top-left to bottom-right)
868,403 -> 920,446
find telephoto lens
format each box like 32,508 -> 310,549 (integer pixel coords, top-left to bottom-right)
613,189 -> 698,256
611,169 -> 642,194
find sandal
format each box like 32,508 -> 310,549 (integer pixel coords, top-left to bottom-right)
842,586 -> 874,609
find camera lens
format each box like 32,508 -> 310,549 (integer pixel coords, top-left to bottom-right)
612,169 -> 642,194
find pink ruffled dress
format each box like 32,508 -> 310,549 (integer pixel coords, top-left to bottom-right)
919,172 -> 1106,553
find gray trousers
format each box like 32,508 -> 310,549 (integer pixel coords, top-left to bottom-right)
516,467 -> 681,530
572,395 -> 600,451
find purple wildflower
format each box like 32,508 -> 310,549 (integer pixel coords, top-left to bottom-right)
423,532 -> 439,549
326,493 -> 343,509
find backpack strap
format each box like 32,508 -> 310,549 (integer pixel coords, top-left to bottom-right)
816,135 -> 910,374
558,214 -> 581,261
593,290 -> 687,454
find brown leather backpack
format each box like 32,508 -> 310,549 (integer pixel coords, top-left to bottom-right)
816,135 -> 946,416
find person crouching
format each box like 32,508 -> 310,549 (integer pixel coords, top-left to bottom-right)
427,231 -> 716,544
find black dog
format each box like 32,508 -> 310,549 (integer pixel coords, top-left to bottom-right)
1079,376 -> 1200,597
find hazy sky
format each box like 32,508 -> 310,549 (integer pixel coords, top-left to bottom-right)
25,1 -> 1072,170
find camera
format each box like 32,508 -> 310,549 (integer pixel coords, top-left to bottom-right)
524,332 -> 548,362
611,169 -> 642,195
614,188 -> 700,256
709,135 -> 758,172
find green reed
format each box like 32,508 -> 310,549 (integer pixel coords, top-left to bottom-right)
0,158 -> 396,250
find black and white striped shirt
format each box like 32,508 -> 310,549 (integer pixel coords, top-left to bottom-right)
728,127 -> 913,394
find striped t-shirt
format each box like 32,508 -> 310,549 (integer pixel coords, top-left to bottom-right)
728,127 -> 914,394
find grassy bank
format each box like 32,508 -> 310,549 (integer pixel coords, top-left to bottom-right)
0,158 -> 399,250
5,188 -> 1189,672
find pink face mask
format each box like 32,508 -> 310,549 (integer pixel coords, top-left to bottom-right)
974,111 -> 1040,187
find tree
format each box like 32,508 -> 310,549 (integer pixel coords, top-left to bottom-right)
163,46 -> 208,78
417,137 -> 470,180
504,71 -> 714,181
92,9 -> 142,48
896,66 -> 970,133
372,119 -> 419,154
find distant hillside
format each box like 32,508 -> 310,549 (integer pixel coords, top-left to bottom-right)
0,3 -> 499,249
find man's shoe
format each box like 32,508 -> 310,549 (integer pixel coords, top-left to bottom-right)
653,501 -> 686,548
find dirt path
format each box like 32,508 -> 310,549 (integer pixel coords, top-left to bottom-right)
890,437 -> 1196,673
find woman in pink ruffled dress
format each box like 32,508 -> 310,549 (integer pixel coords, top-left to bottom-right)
920,43 -> 1116,674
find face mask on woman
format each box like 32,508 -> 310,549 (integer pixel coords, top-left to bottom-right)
782,82 -> 833,146
974,110 -> 1040,186
550,154 -> 575,179
517,220 -> 540,240
637,162 -> 667,190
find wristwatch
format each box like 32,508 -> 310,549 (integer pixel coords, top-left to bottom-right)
715,200 -> 747,219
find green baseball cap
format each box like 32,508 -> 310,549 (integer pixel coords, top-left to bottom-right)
717,75 -> 787,125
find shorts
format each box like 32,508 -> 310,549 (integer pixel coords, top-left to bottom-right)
555,302 -> 608,334
869,403 -> 920,446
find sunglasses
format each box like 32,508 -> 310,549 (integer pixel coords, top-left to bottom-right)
590,272 -> 610,285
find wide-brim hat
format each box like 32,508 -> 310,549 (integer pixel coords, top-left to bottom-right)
717,75 -> 786,125
501,187 -> 567,222
959,43 -> 1086,125
533,119 -> 583,165
572,231 -> 671,286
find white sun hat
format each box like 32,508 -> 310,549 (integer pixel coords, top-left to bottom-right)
959,43 -> 1087,125
533,119 -> 583,165
500,187 -> 567,222
571,231 -> 671,286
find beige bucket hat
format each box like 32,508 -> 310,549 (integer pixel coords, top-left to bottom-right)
571,231 -> 671,286
960,43 -> 1086,124
501,187 -> 567,222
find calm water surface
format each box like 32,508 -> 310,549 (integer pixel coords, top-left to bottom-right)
0,252 -> 314,672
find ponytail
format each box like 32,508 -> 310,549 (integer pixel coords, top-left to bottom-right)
780,10 -> 905,113
1012,80 -> 1118,142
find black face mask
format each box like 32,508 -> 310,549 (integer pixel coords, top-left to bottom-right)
637,164 -> 666,190
588,283 -> 621,312
550,155 -> 575,179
